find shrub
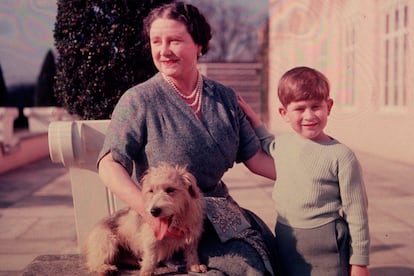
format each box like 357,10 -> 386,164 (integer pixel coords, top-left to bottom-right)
0,63 -> 7,106
34,49 -> 59,106
7,84 -> 35,128
54,0 -> 173,119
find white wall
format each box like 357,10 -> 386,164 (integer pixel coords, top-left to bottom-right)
267,0 -> 414,165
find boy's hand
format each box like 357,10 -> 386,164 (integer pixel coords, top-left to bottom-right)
237,94 -> 263,128
350,265 -> 370,276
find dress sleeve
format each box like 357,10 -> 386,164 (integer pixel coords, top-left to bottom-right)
97,89 -> 146,175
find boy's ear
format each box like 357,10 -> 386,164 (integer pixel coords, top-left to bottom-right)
327,98 -> 334,115
279,107 -> 290,122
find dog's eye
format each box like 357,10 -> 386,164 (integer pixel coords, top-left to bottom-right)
165,187 -> 175,194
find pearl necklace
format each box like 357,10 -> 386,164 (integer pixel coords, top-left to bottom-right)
163,73 -> 203,115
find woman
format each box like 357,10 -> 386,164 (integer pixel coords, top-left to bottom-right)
97,2 -> 276,275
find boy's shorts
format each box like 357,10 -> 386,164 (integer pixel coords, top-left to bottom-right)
275,218 -> 349,276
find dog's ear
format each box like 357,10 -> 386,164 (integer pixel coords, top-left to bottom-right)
188,184 -> 197,198
180,171 -> 200,199
139,166 -> 154,190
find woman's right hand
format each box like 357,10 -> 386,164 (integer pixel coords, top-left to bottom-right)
237,94 -> 263,128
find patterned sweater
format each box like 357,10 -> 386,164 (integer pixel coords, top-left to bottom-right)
256,126 -> 370,266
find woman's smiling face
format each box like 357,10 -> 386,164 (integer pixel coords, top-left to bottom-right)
149,18 -> 201,80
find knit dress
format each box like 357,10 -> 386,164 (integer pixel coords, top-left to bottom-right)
98,73 -> 276,275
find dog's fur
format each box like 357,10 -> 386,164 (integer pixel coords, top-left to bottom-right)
84,162 -> 207,275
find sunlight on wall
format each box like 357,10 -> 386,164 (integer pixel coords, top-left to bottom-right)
267,0 -> 414,164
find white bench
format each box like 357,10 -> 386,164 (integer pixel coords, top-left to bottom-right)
48,120 -> 127,247
24,107 -> 73,133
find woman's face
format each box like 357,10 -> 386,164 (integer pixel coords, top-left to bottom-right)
149,18 -> 201,80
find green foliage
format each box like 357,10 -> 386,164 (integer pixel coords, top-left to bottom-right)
34,49 -> 59,106
0,63 -> 7,106
54,0 -> 172,119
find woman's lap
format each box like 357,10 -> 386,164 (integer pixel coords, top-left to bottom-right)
198,219 -> 267,276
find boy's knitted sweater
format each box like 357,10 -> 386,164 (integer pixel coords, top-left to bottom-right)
255,126 -> 370,266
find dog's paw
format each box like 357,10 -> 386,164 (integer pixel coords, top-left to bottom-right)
139,269 -> 153,276
189,264 -> 208,273
95,264 -> 118,275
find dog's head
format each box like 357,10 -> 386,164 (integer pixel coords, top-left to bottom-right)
140,162 -> 204,240
140,162 -> 203,219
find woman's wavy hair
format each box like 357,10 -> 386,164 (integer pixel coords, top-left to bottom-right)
144,2 -> 212,55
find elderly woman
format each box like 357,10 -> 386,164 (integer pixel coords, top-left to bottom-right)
97,2 -> 277,275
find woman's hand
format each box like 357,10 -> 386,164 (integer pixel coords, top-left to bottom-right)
237,94 -> 263,128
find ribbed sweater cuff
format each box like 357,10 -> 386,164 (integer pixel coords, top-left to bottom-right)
254,125 -> 274,140
253,125 -> 275,156
350,254 -> 369,266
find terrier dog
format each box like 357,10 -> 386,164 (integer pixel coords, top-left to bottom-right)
84,162 -> 207,275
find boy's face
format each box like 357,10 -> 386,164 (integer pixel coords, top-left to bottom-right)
279,98 -> 333,141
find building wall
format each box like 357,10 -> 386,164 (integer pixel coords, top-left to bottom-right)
268,0 -> 414,165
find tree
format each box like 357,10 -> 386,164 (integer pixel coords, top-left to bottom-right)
34,49 -> 59,106
54,0 -> 172,119
185,0 -> 266,62
0,63 -> 7,106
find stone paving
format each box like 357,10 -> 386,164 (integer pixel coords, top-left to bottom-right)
0,151 -> 413,275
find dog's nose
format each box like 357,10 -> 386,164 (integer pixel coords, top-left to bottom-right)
150,207 -> 162,217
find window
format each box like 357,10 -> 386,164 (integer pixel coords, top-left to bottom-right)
343,22 -> 356,106
381,4 -> 409,109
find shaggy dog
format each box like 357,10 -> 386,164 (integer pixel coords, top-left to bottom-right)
84,162 -> 207,275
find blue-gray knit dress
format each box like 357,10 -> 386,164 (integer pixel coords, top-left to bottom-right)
98,73 -> 276,275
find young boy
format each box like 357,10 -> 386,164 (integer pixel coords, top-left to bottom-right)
239,66 -> 370,276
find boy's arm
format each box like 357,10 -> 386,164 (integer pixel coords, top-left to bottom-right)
254,125 -> 275,156
238,95 -> 275,155
350,265 -> 370,276
339,152 -> 370,267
